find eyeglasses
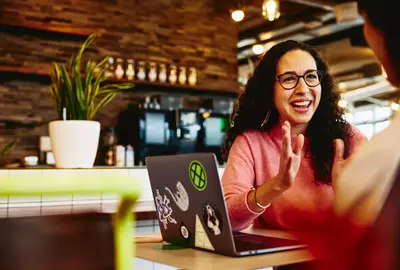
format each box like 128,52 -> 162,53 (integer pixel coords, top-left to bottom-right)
276,70 -> 324,90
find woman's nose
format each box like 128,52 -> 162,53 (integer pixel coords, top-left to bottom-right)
295,78 -> 309,94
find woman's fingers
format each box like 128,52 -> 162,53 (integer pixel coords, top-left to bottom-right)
282,121 -> 292,158
293,134 -> 304,155
281,124 -> 288,156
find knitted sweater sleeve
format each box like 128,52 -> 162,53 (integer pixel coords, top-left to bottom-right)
222,133 -> 264,231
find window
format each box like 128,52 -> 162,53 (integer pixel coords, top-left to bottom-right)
375,121 -> 391,133
354,110 -> 373,123
357,124 -> 374,139
375,107 -> 392,121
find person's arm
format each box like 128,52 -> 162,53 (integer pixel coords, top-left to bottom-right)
222,133 -> 262,232
250,122 -> 304,212
223,122 -> 303,231
246,175 -> 287,212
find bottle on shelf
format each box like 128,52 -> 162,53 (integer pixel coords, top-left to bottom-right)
153,97 -> 160,110
188,67 -> 197,86
148,62 -> 158,82
137,61 -> 147,81
143,96 -> 151,109
105,57 -> 115,79
125,59 -> 135,80
114,144 -> 126,167
125,145 -> 135,167
169,64 -> 177,84
104,127 -> 116,166
178,66 -> 187,85
158,63 -> 167,83
115,58 -> 125,80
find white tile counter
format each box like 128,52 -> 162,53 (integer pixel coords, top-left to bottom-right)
0,167 -> 225,219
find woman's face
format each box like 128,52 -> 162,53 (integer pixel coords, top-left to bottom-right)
274,49 -> 322,127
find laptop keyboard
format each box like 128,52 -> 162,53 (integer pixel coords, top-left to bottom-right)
233,232 -> 304,252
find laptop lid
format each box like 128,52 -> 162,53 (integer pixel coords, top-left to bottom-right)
146,153 -> 306,257
146,153 -> 237,256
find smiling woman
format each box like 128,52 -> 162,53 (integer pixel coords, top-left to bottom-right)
221,40 -> 367,232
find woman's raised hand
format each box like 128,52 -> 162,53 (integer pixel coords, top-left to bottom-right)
277,121 -> 304,188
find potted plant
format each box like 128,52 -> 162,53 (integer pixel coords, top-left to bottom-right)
48,33 -> 133,168
1,33 -> 133,168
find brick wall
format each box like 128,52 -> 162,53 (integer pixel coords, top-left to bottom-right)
0,0 -> 238,165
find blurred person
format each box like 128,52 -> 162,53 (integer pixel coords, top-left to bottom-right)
299,0 -> 400,269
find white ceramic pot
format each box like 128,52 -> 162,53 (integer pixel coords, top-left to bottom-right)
49,120 -> 100,168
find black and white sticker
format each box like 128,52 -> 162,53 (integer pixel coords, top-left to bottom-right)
154,189 -> 177,229
165,181 -> 189,211
202,202 -> 222,236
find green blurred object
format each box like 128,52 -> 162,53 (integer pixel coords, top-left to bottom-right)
0,172 -> 141,270
152,244 -> 187,250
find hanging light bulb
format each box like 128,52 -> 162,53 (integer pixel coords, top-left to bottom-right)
231,10 -> 245,22
391,101 -> 399,111
252,44 -> 264,55
262,0 -> 280,21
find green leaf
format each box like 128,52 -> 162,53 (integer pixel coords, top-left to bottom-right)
49,62 -> 62,112
48,32 -> 135,121
60,64 -> 75,119
89,92 -> 116,120
73,68 -> 85,119
1,138 -> 20,157
1,120 -> 53,157
84,60 -> 95,107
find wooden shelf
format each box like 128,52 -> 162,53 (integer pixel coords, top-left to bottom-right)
0,21 -> 91,40
0,66 -> 239,97
0,65 -> 49,77
110,77 -> 239,96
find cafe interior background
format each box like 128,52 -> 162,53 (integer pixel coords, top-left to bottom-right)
1,0 -> 398,169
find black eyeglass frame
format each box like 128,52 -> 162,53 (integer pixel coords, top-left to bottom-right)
276,70 -> 325,90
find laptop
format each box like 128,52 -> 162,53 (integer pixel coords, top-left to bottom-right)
145,153 -> 306,257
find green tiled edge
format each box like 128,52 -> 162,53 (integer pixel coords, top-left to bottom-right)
0,172 -> 141,270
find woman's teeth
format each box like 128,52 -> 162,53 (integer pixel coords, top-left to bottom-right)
291,101 -> 311,108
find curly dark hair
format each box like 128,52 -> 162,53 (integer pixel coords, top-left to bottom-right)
222,40 -> 352,183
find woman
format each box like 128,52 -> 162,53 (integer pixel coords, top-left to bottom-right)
221,40 -> 366,232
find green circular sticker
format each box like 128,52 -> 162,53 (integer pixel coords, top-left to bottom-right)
189,160 -> 207,191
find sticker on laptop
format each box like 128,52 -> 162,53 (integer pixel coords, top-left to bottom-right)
189,160 -> 207,191
154,189 -> 177,229
165,181 -> 189,211
180,221 -> 191,243
195,214 -> 214,251
202,202 -> 222,236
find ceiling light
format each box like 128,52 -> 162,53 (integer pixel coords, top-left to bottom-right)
252,44 -> 264,55
231,10 -> 245,22
202,112 -> 211,118
338,99 -> 348,108
262,0 -> 280,21
390,102 -> 399,111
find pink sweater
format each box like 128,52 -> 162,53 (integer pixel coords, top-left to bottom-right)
222,124 -> 365,231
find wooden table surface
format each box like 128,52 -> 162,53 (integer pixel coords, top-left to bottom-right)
134,227 -> 315,269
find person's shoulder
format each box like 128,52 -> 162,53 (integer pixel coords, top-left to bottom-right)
236,130 -> 265,142
232,130 -> 266,150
